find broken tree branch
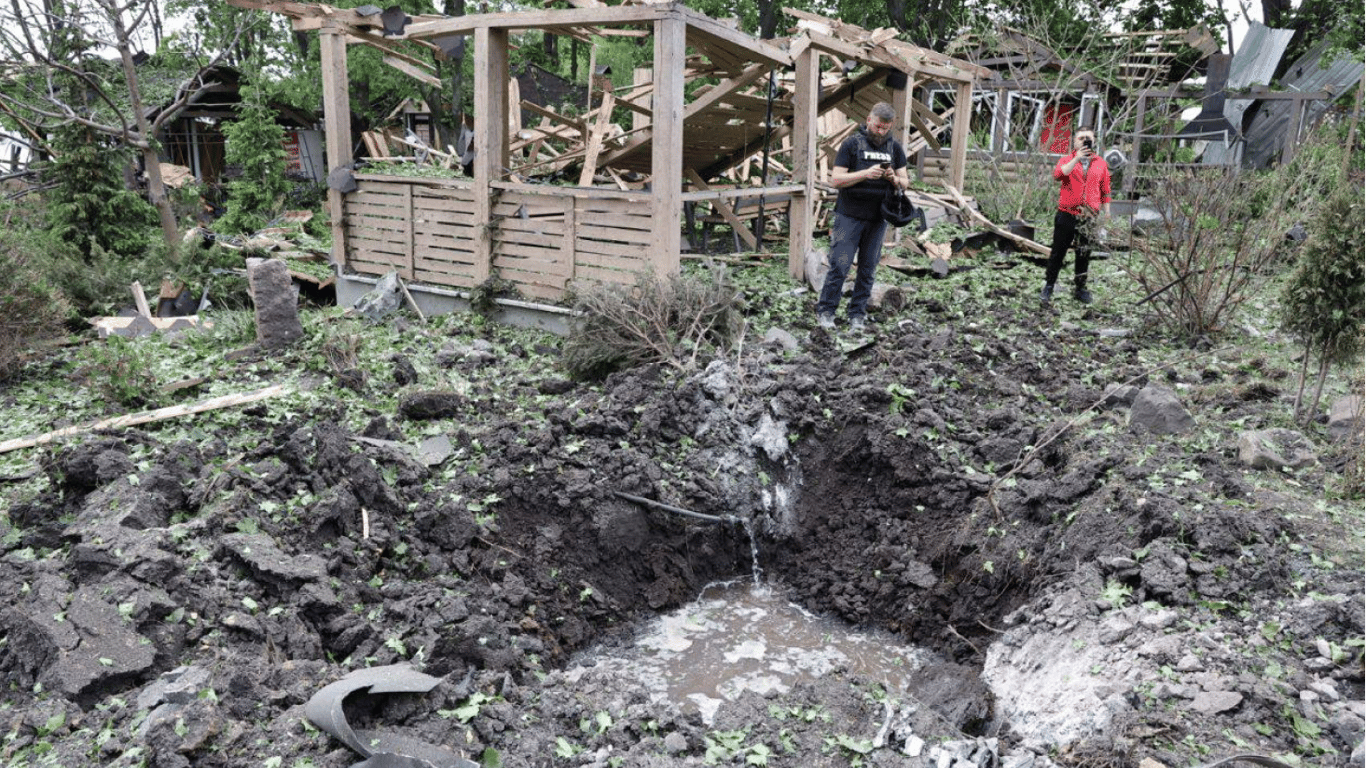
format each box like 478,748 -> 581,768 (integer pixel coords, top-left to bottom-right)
0,384 -> 289,454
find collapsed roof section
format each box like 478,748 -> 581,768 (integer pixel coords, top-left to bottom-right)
228,0 -> 986,190
226,0 -> 994,286
950,23 -> 1220,92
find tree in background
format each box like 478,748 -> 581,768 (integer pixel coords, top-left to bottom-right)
216,77 -> 288,235
1280,183 -> 1365,426
0,0 -> 250,250
44,124 -> 158,259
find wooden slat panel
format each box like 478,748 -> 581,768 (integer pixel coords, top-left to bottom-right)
350,253 -> 413,280
493,200 -> 564,218
414,266 -> 476,287
412,185 -> 476,201
415,231 -> 477,250
575,236 -> 655,260
574,262 -> 645,285
575,210 -> 654,232
574,196 -> 651,215
349,189 -> 409,207
413,196 -> 477,214
346,221 -> 410,242
414,213 -> 479,232
494,241 -> 564,264
346,204 -> 410,225
415,243 -> 478,264
496,226 -> 564,249
575,225 -> 654,247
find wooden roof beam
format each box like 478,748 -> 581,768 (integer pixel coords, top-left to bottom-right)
403,4 -> 671,39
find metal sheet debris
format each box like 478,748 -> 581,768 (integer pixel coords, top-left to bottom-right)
304,664 -> 478,768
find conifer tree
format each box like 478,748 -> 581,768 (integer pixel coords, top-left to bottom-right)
217,78 -> 289,235
44,125 -> 158,261
1280,183 -> 1366,424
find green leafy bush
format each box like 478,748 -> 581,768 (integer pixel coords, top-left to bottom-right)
0,232 -> 71,381
1124,167 -> 1301,340
1280,183 -> 1365,423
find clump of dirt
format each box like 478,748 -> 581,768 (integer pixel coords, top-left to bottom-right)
0,274 -> 1361,768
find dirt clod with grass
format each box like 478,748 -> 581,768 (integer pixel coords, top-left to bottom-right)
0,260 -> 1361,768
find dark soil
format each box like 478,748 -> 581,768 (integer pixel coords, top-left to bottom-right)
0,269 -> 1362,768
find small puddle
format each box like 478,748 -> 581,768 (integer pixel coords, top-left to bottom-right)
568,581 -> 936,724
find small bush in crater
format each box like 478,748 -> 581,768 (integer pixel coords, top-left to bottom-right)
562,266 -> 744,379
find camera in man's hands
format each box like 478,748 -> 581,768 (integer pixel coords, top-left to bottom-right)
1081,138 -> 1093,151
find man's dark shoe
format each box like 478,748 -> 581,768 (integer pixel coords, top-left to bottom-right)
1073,287 -> 1093,304
1040,284 -> 1054,303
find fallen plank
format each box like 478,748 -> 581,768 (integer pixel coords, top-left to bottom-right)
941,182 -> 1050,256
0,384 -> 289,454
684,169 -> 759,251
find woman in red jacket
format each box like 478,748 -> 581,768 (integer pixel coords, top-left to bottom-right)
1042,128 -> 1110,305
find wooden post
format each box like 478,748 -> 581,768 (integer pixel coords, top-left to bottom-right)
789,47 -> 819,281
633,67 -> 652,132
1129,93 -> 1147,198
1282,94 -> 1308,166
473,25 -> 509,283
992,88 -> 1008,154
649,14 -> 685,276
949,81 -> 972,191
892,75 -> 911,155
319,23 -> 353,268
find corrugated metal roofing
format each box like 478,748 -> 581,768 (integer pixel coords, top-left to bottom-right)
1242,38 -> 1364,168
1203,21 -> 1295,165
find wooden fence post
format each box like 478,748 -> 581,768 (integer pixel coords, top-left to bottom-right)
319,22 -> 352,269
789,47 -> 819,281
649,13 -> 685,276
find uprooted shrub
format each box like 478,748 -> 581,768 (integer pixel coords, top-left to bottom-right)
1123,167 -> 1302,341
562,266 -> 745,380
0,232 -> 72,381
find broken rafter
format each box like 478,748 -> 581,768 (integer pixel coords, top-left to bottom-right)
941,182 -> 1049,256
684,169 -> 759,250
578,89 -> 617,185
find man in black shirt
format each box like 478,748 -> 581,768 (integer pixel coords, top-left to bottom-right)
816,102 -> 909,331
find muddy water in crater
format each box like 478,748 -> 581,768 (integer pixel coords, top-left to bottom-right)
568,581 -> 937,724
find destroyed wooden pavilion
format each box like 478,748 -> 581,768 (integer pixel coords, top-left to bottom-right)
229,0 -> 987,316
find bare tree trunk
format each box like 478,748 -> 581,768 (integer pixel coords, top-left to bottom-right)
756,0 -> 778,39
1308,345 -> 1332,426
1292,344 -> 1311,422
104,0 -> 179,251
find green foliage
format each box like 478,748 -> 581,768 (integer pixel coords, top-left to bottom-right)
42,125 -> 158,261
1279,182 -> 1365,424
1100,578 -> 1133,609
72,336 -> 161,410
562,266 -> 744,380
0,228 -> 72,382
1280,185 -> 1366,367
467,271 -> 520,317
218,77 -> 291,235
40,236 -> 181,319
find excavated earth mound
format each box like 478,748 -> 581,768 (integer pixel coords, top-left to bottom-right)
0,283 -> 1362,768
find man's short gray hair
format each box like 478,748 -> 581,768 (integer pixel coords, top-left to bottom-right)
870,102 -> 896,122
